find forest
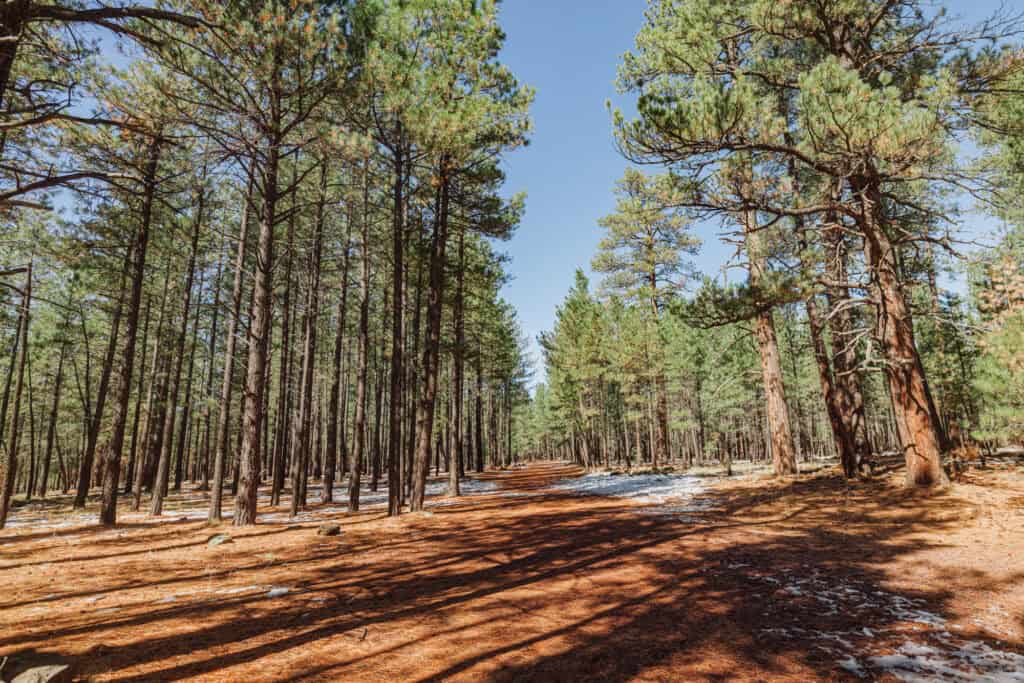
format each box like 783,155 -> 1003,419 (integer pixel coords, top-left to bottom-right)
1,0 -> 1024,681
0,0 -> 534,529
519,4 -> 1024,487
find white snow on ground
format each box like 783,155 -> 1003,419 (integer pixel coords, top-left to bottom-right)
551,472 -> 709,520
743,567 -> 1024,681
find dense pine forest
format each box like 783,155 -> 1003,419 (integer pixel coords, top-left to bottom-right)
0,0 -> 534,528
2,0 -> 1024,681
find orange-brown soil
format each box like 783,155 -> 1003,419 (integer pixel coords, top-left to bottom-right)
1,461 -> 1023,681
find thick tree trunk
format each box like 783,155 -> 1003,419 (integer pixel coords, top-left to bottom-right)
0,3 -> 28,113
411,168 -> 451,512
233,138 -> 279,526
743,207 -> 797,476
852,177 -> 945,487
99,136 -> 160,524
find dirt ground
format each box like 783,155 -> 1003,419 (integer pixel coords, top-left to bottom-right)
1,461 -> 1023,682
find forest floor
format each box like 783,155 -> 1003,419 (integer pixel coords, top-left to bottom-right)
1,460 -> 1024,682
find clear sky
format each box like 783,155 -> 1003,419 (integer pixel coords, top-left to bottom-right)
493,0 -> 1011,385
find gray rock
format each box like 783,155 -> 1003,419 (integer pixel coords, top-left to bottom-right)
317,524 -> 341,537
206,533 -> 234,547
10,665 -> 72,683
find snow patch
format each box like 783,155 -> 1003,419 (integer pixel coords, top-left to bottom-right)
552,472 -> 705,506
743,568 -> 1024,681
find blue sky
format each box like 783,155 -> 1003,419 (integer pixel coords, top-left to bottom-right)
493,0 -> 1011,383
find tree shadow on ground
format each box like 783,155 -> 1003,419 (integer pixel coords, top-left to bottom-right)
4,463 -> 1023,681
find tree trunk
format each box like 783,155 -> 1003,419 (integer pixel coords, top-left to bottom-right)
133,263 -> 172,510
348,159 -> 372,514
852,176 -> 945,487
411,166 -> 451,512
99,135 -> 161,524
475,352 -> 484,473
0,262 -> 31,528
824,223 -> 873,469
449,227 -> 466,496
387,142 -> 405,517
74,256 -> 128,508
198,239 -> 225,490
743,206 -> 797,476
806,296 -> 859,477
151,185 -> 203,516
173,271 -> 204,492
324,206 -> 354,503
289,163 -> 325,517
39,339 -> 66,499
209,170 -> 252,523
233,134 -> 279,526
124,297 -> 151,494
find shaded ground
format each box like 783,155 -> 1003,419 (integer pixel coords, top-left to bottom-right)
1,461 -> 1023,681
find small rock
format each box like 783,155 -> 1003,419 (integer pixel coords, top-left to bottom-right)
317,524 -> 341,537
11,665 -> 73,683
207,533 -> 233,547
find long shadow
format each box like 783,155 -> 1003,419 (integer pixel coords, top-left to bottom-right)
6,463 -> 1024,681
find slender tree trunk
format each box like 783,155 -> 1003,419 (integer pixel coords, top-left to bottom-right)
411,167 -> 451,511
475,352 -> 484,473
198,240 -> 225,490
0,262 -> 31,528
74,258 -> 128,508
209,171 -> 252,523
271,208 -> 295,507
25,354 -> 36,501
124,298 -> 151,493
387,142 -> 405,517
449,227 -> 466,496
39,339 -> 67,499
348,160 -> 371,514
99,136 -> 161,524
173,271 -> 204,492
324,208 -> 354,503
289,164 -> 325,517
133,264 -> 172,510
824,223 -> 873,469
806,296 -> 858,477
151,186 -> 204,516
